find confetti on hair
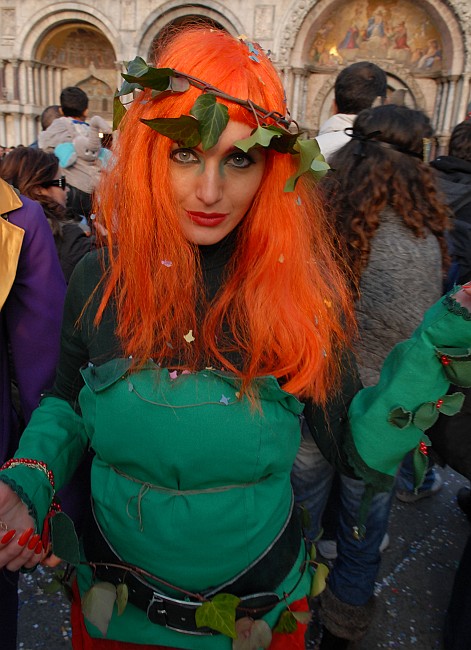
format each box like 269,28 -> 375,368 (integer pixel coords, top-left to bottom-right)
169,370 -> 178,380
220,395 -> 230,405
296,196 -> 302,205
278,254 -> 285,263
324,299 -> 332,308
161,260 -> 173,267
184,329 -> 195,343
181,370 -> 191,375
235,392 -> 241,399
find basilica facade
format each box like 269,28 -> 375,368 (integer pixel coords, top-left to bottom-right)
1,0 -> 470,149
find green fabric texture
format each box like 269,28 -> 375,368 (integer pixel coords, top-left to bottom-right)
0,357 -> 310,647
346,292 -> 471,491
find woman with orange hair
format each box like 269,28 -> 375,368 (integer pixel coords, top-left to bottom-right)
0,27 -> 353,649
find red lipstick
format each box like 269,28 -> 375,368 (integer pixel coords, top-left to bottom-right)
186,211 -> 228,227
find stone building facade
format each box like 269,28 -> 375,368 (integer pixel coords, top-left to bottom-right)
0,0 -> 470,149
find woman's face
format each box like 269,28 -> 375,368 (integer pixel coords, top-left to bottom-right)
169,120 -> 266,245
40,170 -> 68,207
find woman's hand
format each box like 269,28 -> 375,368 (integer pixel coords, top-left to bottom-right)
452,283 -> 471,312
0,481 -> 44,571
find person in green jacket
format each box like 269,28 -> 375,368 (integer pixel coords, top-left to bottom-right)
0,27 -> 354,650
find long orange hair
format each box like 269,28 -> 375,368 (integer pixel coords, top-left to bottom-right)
96,27 -> 354,403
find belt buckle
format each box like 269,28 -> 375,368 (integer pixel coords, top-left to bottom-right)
147,593 -> 168,626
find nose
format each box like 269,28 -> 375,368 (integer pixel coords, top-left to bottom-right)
195,163 -> 223,206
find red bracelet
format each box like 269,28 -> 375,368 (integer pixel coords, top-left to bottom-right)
1,458 -> 55,496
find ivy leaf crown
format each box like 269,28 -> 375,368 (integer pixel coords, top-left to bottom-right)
115,54 -> 329,191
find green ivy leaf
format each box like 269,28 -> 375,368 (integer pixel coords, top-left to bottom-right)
284,138 -> 329,192
81,582 -> 117,637
310,562 -> 329,597
413,402 -> 439,431
440,392 -> 465,415
50,511 -> 80,566
233,618 -> 272,649
195,593 -> 240,638
113,93 -> 127,131
273,609 -> 298,634
234,125 -> 286,152
141,115 -> 201,147
121,61 -> 175,93
388,406 -> 413,429
43,575 -> 64,595
190,94 -> 229,151
116,583 -> 128,616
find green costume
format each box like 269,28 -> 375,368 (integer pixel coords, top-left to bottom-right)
0,249 -> 311,648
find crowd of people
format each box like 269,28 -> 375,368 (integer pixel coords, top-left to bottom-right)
0,25 -> 471,650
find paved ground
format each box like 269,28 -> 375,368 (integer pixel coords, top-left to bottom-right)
16,466 -> 470,649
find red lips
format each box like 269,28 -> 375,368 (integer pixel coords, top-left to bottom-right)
186,211 -> 228,227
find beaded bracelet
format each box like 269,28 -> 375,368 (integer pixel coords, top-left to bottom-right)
1,458 -> 55,497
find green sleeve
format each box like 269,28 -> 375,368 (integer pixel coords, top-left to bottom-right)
345,292 -> 471,492
0,397 -> 88,528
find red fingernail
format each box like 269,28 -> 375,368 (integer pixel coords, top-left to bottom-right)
1,529 -> 16,544
18,528 -> 34,546
28,534 -> 41,550
34,540 -> 43,554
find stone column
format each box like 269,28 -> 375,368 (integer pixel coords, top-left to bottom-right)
40,65 -> 47,108
0,61 -> 5,100
0,113 -> 7,146
291,68 -> 305,122
442,75 -> 459,134
13,112 -> 21,144
26,61 -> 34,105
435,79 -> 448,134
11,59 -> 19,101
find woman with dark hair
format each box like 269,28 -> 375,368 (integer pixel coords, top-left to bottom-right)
0,147 -> 93,282
325,104 -> 449,385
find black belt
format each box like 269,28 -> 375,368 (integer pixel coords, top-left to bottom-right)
83,498 -> 302,635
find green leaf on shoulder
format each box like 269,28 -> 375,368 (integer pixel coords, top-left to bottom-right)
195,593 -> 241,638
190,94 -> 229,151
81,582 -> 117,637
310,561 -> 329,597
50,511 -> 80,566
141,115 -> 201,147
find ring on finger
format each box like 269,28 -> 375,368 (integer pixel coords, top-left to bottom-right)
0,520 -> 8,532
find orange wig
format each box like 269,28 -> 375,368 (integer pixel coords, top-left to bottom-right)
96,27 -> 354,403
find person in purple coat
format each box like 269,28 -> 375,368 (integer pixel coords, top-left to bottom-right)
0,178 -> 67,649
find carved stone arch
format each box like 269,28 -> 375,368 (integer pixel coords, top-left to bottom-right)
138,2 -> 245,60
15,5 -> 121,62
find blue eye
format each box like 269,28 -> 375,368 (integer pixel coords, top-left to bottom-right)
170,149 -> 199,164
227,153 -> 254,168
